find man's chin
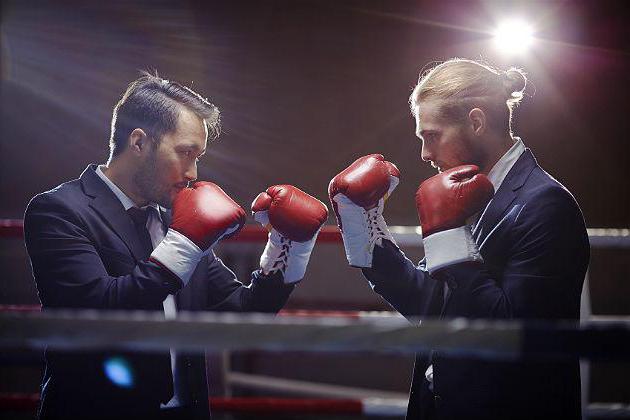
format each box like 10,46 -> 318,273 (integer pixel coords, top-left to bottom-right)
156,194 -> 173,209
435,163 -> 462,173
430,161 -> 444,173
162,187 -> 186,208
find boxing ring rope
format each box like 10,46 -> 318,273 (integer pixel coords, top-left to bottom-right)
1,311 -> 630,417
1,392 -> 629,418
1,310 -> 629,360
0,392 -> 409,416
2,219 -> 630,417
2,218 -> 630,247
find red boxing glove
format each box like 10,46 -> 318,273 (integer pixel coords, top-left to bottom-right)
171,181 -> 246,250
415,165 -> 494,237
151,181 -> 246,286
328,154 -> 399,268
252,185 -> 328,242
329,154 -> 400,213
252,185 -> 328,283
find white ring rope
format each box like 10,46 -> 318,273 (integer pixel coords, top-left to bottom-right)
1,310 -> 629,359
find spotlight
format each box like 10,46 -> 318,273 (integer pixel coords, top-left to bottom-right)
493,19 -> 534,54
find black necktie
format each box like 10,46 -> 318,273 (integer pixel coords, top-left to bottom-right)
128,206 -> 174,402
128,207 -> 153,259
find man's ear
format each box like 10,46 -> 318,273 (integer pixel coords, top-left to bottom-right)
468,108 -> 486,137
128,128 -> 149,155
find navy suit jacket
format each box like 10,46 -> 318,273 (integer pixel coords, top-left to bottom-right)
24,165 -> 295,420
363,150 -> 589,420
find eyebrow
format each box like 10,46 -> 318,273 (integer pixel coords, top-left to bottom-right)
176,143 -> 204,152
176,144 -> 207,158
418,129 -> 439,138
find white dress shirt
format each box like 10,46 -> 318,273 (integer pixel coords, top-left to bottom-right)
424,138 -> 526,387
95,165 -> 181,407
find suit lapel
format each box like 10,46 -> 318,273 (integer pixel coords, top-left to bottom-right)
160,208 -> 172,229
474,149 -> 538,248
80,165 -> 148,260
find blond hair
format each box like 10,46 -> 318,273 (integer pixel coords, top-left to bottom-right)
409,58 -> 527,136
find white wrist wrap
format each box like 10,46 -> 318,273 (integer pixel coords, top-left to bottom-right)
332,194 -> 395,268
423,226 -> 482,274
151,228 -> 203,286
260,229 -> 319,284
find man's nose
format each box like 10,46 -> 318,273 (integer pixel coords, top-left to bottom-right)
184,163 -> 197,182
420,141 -> 433,163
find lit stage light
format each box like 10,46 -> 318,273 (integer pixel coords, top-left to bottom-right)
493,19 -> 534,54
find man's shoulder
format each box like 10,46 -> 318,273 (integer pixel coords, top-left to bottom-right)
25,170 -> 96,222
523,166 -> 578,205
28,177 -> 85,208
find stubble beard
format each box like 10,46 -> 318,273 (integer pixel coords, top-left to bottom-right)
459,129 -> 487,171
133,149 -> 173,209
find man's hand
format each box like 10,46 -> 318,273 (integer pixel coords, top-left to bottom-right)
415,165 -> 494,273
328,154 -> 399,267
151,182 -> 246,285
253,185 -> 328,283
415,165 -> 494,237
171,181 -> 246,250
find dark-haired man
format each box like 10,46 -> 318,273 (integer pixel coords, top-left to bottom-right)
24,73 -> 328,420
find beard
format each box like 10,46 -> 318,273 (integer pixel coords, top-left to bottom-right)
133,149 -> 173,208
453,129 -> 486,171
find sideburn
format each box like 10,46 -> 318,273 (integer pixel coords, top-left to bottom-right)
132,146 -> 163,206
458,126 -> 487,171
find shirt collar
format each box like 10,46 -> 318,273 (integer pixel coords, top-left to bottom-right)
486,138 -> 526,192
95,165 -> 162,215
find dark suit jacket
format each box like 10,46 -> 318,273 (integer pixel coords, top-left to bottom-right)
24,164 -> 295,420
363,150 -> 590,420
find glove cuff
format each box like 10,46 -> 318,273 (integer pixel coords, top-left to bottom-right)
333,194 -> 395,268
151,228 -> 203,285
423,226 -> 482,274
260,229 -> 318,283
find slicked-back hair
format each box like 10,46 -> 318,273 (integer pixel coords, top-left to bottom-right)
109,71 -> 220,159
410,58 -> 527,137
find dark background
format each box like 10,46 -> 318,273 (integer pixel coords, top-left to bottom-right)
1,0 -> 629,227
1,0 -> 629,415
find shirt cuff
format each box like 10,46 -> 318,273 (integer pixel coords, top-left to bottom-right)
150,228 -> 203,286
423,226 -> 482,274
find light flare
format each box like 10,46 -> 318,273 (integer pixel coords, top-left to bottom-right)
493,19 -> 534,55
